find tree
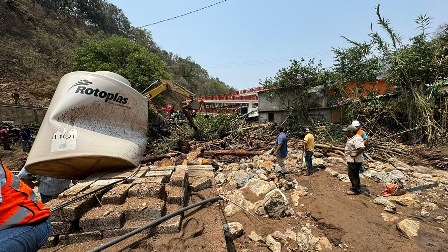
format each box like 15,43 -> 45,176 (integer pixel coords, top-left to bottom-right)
72,35 -> 171,92
260,58 -> 328,117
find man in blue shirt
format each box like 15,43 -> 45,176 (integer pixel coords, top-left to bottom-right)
272,126 -> 287,176
18,167 -> 71,203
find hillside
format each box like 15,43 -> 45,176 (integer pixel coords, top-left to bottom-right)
0,0 -> 234,108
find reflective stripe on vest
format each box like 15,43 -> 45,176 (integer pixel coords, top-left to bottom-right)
0,164 -> 50,230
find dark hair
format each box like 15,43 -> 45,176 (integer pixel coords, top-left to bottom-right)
276,126 -> 284,132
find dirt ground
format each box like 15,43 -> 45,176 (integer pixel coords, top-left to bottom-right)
2,142 -> 448,252
216,165 -> 448,252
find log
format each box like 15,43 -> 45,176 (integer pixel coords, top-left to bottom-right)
140,152 -> 181,163
202,150 -> 264,156
315,143 -> 345,151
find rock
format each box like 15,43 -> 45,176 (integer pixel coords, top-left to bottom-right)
284,229 -> 297,241
313,152 -> 324,158
337,174 -> 350,183
223,190 -> 254,216
248,231 -> 264,242
264,189 -> 289,219
373,196 -> 396,213
313,158 -> 325,167
326,157 -> 345,164
271,230 -> 287,241
435,215 -> 446,221
266,235 -> 282,252
388,194 -> 420,208
412,172 -> 433,179
397,219 -> 419,238
244,179 -> 276,196
316,236 -> 333,251
291,191 -> 301,206
261,160 -> 275,170
325,168 -> 339,177
389,158 -> 412,171
381,212 -> 399,222
294,185 -> 309,196
253,200 -> 267,216
223,222 -> 244,239
215,172 -> 226,185
420,209 -> 430,217
421,202 -> 438,211
234,170 -> 253,188
296,226 -> 319,251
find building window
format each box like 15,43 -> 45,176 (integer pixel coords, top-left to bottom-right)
268,113 -> 274,122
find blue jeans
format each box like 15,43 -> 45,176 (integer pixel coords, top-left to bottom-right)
305,151 -> 313,173
0,218 -> 52,252
21,140 -> 32,152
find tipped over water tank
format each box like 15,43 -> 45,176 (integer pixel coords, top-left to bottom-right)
25,71 -> 148,179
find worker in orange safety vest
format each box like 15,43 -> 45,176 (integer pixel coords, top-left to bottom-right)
0,159 -> 52,251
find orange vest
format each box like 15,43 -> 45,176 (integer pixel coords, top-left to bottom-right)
357,129 -> 364,136
0,164 -> 50,230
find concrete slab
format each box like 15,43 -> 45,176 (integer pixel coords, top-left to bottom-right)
101,183 -> 134,205
122,197 -> 166,221
80,205 -> 125,232
128,182 -> 165,199
59,231 -> 102,245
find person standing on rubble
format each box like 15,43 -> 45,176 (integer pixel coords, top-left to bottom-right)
18,167 -> 71,203
0,159 -> 52,251
343,125 -> 365,195
303,128 -> 315,176
352,120 -> 368,172
11,89 -> 20,105
0,126 -> 11,150
272,125 -> 288,176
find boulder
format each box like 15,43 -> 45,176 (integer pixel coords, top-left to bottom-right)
264,189 -> 289,218
397,219 -> 419,238
223,222 -> 244,239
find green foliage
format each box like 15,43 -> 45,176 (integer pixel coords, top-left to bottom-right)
191,113 -> 239,141
72,35 -> 171,92
260,58 -> 328,116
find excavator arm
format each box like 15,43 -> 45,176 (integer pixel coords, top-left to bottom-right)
141,79 -> 199,131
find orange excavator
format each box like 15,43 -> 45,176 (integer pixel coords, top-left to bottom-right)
141,79 -> 200,131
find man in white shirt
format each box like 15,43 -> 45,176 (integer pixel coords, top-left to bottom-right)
343,125 -> 365,195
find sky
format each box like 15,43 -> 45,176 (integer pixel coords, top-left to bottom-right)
107,0 -> 448,91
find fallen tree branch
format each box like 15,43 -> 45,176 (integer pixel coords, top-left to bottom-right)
315,143 -> 345,151
202,150 -> 264,156
140,152 -> 181,163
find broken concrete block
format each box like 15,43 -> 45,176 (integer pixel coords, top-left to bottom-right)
103,220 -> 155,238
59,231 -> 102,245
155,204 -> 183,234
41,236 -> 57,248
101,183 -> 134,205
170,166 -> 187,187
122,197 -> 166,221
128,182 -> 165,199
49,196 -> 97,222
133,176 -> 164,184
165,184 -> 186,206
100,166 -> 149,179
51,221 -> 73,235
144,170 -> 173,183
397,218 -> 420,238
79,205 -> 125,232
189,177 -> 212,192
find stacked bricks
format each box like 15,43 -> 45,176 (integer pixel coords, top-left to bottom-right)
44,164 -> 202,248
155,165 -> 189,233
44,166 -> 150,247
187,165 -> 215,192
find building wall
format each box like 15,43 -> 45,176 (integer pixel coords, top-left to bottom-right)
259,111 -> 290,124
0,104 -> 47,125
258,92 -> 289,112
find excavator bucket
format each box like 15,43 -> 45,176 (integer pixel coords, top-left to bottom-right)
185,99 -> 200,110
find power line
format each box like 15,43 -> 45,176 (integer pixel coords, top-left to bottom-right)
137,0 -> 228,28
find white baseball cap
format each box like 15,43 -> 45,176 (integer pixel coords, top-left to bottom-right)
352,120 -> 360,127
